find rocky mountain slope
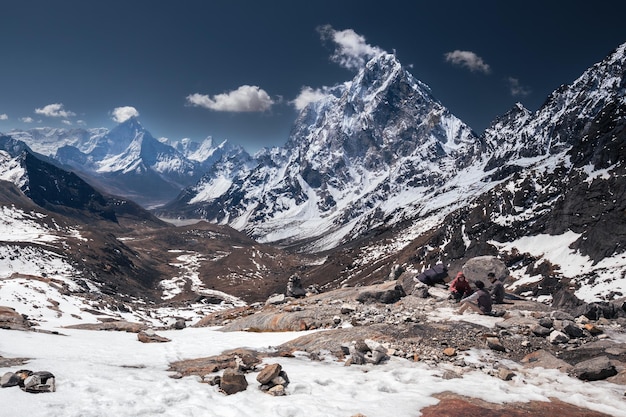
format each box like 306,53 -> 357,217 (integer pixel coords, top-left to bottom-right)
159,42 -> 626,304
159,53 -> 482,252
0,142 -> 314,322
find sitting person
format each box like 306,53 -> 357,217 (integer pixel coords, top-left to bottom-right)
458,280 -> 492,315
449,272 -> 472,302
488,272 -> 505,304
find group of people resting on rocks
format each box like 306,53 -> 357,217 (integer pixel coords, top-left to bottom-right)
449,271 -> 505,316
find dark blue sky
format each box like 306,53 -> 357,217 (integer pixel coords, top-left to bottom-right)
1,0 -> 625,152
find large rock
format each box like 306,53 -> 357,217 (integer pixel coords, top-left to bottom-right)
462,256 -> 509,282
0,306 -> 30,331
285,275 -> 306,298
571,356 -> 617,381
220,368 -> 248,395
356,282 -> 406,304
521,350 -> 573,373
256,363 -> 281,385
137,329 -> 171,343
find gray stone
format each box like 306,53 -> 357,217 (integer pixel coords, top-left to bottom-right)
285,275 -> 306,298
521,350 -> 573,373
531,324 -> 551,337
549,330 -> 570,344
571,356 -> 617,381
22,371 -> 55,393
538,317 -> 553,328
356,282 -> 406,304
266,294 -> 286,305
462,256 -> 509,282
0,372 -> 19,388
562,321 -> 585,338
551,311 -> 575,321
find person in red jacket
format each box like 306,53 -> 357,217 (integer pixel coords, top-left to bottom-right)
449,272 -> 472,302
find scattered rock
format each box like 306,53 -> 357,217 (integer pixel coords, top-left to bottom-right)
498,367 -> 516,381
23,371 -> 56,393
571,356 -> 617,381
138,329 -> 171,343
266,294 -> 286,305
584,323 -> 603,335
521,350 -> 573,373
486,337 -> 506,352
341,304 -> 356,314
531,324 -> 551,336
257,363 -> 290,394
443,347 -> 457,357
285,275 -> 306,298
549,330 -> 570,344
0,306 -> 31,331
267,384 -> 286,396
561,321 -> 585,338
1,370 -> 55,393
220,368 -> 248,395
256,363 -> 282,385
356,282 -> 406,304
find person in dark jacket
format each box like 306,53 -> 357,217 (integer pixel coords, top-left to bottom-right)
488,272 -> 505,304
457,280 -> 492,315
449,272 -> 472,302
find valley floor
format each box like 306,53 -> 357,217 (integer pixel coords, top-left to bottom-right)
1,323 -> 625,417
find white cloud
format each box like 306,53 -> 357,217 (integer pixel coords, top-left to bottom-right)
0,114 -> 7,120
507,77 -> 531,97
35,103 -> 76,118
444,50 -> 491,74
291,86 -> 329,111
317,25 -> 385,71
111,106 -> 140,123
21,117 -> 34,123
62,120 -> 72,126
186,85 -> 274,112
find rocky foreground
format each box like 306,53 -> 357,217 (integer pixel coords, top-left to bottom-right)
147,276 -> 624,416
2,275 -> 625,416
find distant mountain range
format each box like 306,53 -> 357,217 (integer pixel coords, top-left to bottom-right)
1,41 -> 624,304
7,119 -> 250,207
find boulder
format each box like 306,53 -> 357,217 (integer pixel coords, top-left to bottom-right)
266,294 -> 286,305
0,372 -> 21,388
138,329 -> 171,343
549,330 -> 570,344
462,256 -> 509,282
562,321 -> 585,338
285,275 -> 306,298
356,282 -> 406,304
551,289 -> 584,310
256,363 -> 281,385
220,368 -> 248,395
23,371 -> 55,393
0,306 -> 30,331
521,350 -> 573,373
531,324 -> 551,337
571,356 -> 617,381
486,337 -> 506,352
